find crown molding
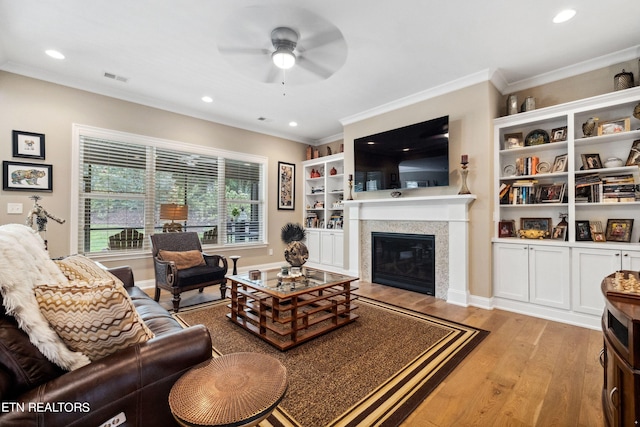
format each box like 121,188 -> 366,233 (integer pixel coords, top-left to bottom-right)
340,69 -> 493,126
501,45 -> 640,94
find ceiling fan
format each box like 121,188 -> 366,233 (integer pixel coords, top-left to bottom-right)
217,6 -> 348,85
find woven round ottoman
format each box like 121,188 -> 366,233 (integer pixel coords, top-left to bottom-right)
169,352 -> 287,427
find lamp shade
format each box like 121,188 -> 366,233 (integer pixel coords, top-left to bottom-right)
160,204 -> 188,221
272,48 -> 295,70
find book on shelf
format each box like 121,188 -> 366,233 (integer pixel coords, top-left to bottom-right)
515,156 -> 539,176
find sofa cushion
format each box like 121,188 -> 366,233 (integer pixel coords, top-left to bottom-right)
54,254 -> 121,285
35,280 -> 155,361
0,302 -> 65,400
159,249 -> 205,270
0,224 -> 90,371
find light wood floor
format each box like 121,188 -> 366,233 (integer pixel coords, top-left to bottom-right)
153,282 -> 605,427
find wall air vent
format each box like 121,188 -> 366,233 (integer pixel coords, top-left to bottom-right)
104,72 -> 128,83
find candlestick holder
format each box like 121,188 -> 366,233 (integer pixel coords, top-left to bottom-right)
458,162 -> 471,195
347,177 -> 354,200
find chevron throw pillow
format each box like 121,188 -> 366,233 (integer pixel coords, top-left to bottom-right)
34,280 -> 154,361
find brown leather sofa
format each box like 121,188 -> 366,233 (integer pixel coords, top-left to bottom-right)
0,266 -> 212,427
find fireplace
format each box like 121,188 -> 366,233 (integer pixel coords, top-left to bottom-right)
372,232 -> 435,295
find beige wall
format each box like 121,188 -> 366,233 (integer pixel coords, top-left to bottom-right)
0,71 -> 305,281
343,81 -> 501,298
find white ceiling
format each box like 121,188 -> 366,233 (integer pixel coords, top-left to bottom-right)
1,1 -> 639,144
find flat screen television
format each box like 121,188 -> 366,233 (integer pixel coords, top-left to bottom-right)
354,115 -> 449,192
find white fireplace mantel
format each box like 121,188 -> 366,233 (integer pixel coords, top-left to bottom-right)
344,194 -> 476,306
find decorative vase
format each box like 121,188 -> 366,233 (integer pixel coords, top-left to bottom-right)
284,241 -> 309,267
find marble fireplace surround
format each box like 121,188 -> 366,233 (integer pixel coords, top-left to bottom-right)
344,195 -> 476,306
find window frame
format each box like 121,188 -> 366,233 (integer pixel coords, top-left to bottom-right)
71,124 -> 268,258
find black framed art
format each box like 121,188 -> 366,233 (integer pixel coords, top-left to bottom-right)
3,161 -> 53,192
277,161 -> 295,210
12,130 -> 45,159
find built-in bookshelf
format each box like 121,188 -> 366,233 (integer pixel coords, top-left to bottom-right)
492,86 -> 640,330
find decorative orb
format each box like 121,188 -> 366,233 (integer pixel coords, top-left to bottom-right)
284,241 -> 309,267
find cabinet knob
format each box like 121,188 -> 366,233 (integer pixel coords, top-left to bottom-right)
615,253 -> 620,257
623,253 -> 629,257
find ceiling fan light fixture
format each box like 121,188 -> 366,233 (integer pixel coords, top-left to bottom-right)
272,48 -> 296,69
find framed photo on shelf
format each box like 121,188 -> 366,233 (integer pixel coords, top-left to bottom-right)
277,161 -> 295,210
551,126 -> 567,142
520,217 -> 552,234
504,132 -> 524,150
12,130 -> 45,159
551,154 -> 568,173
537,183 -> 565,203
625,139 -> 640,166
575,220 -> 592,241
552,225 -> 567,240
597,118 -> 630,136
498,220 -> 516,238
2,161 -> 53,192
581,153 -> 602,170
605,219 -> 634,243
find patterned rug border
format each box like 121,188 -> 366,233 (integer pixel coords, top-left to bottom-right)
173,297 -> 488,427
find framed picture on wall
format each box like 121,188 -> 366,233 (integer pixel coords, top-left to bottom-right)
277,161 -> 295,210
12,130 -> 45,159
3,161 -> 53,192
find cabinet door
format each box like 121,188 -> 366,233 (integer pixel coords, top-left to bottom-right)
571,248 -> 619,315
529,245 -> 570,309
306,230 -> 321,264
621,250 -> 640,270
332,232 -> 344,267
493,243 -> 529,302
320,232 -> 334,265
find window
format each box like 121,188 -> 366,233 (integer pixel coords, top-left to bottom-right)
71,125 -> 267,254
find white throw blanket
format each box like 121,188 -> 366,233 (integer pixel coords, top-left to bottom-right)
0,224 -> 90,370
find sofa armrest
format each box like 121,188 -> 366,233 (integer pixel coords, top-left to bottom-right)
0,325 -> 212,427
106,265 -> 135,288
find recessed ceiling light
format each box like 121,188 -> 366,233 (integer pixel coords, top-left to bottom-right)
201,96 -> 213,103
553,9 -> 576,24
45,49 -> 65,60
289,121 -> 298,127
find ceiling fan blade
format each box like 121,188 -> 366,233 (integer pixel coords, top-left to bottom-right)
297,56 -> 334,79
218,47 -> 270,55
264,65 -> 281,84
298,28 -> 344,52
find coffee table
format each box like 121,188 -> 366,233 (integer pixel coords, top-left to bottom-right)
227,267 -> 359,350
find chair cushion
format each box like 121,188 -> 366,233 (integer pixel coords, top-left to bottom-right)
35,280 -> 155,361
159,249 -> 205,270
176,265 -> 226,288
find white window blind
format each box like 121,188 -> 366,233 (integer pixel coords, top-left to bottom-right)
74,126 -> 266,254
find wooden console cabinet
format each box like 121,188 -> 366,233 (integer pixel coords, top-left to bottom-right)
601,271 -> 640,426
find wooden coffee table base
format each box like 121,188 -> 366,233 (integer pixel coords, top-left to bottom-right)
228,269 -> 358,351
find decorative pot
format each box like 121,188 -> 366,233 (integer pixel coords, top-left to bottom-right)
604,157 -> 623,168
284,241 -> 309,267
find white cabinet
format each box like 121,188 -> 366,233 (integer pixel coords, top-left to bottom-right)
492,88 -> 640,328
302,153 -> 345,269
571,247 -> 640,315
493,242 -> 570,310
320,231 -> 344,267
306,230 -> 321,264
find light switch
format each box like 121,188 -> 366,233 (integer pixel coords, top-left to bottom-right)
7,203 -> 23,214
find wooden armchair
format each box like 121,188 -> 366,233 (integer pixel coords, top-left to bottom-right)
108,228 -> 144,250
150,232 -> 227,312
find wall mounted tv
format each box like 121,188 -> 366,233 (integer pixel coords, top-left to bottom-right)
354,115 -> 449,192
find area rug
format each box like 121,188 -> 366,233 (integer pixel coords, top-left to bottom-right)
174,297 -> 488,427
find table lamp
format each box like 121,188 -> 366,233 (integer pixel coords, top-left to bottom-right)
160,203 -> 188,232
